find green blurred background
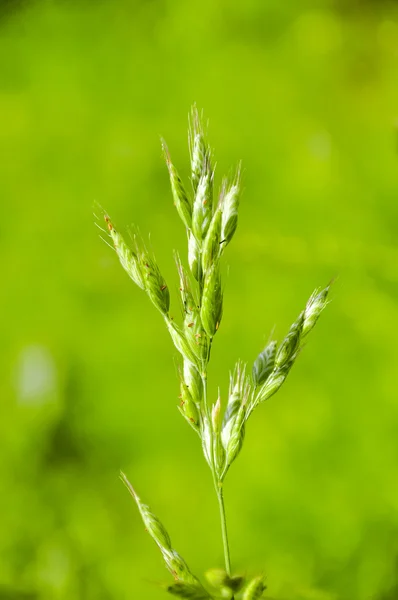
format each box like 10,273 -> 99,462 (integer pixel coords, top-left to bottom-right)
2,0 -> 398,598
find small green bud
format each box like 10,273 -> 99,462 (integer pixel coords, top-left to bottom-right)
120,473 -> 172,550
256,370 -> 286,404
163,549 -> 198,584
188,232 -> 201,281
302,284 -> 330,337
252,341 -> 277,387
189,106 -> 209,194
275,311 -> 304,369
163,140 -> 192,229
201,415 -> 213,468
183,360 -> 203,404
175,253 -> 209,363
243,576 -> 266,600
179,382 -> 200,431
141,253 -> 170,315
190,132 -> 208,193
211,395 -> 222,433
221,362 -> 251,450
201,207 -> 222,273
200,263 -> 223,337
225,406 -> 245,469
121,475 -> 202,587
192,165 -> 213,240
104,216 -> 145,290
167,581 -> 211,599
166,320 -> 200,368
255,354 -> 296,406
185,318 -> 209,365
221,169 -> 241,248
221,391 -> 240,451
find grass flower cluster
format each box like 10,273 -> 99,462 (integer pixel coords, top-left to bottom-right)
103,107 -> 330,599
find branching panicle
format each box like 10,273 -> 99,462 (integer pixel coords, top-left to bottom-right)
103,107 -> 331,599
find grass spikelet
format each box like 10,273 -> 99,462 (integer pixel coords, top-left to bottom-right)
192,161 -> 214,241
189,105 -> 209,194
178,380 -> 200,431
275,311 -> 305,369
163,140 -> 192,229
120,472 -> 172,551
141,252 -> 170,316
104,215 -> 146,290
188,232 -> 201,281
176,253 -> 209,364
166,319 -> 201,368
252,340 -> 277,387
302,284 -> 330,337
183,359 -> 203,404
220,166 -> 241,249
200,262 -> 223,338
201,207 -> 222,274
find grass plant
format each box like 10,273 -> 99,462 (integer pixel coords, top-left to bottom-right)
102,107 -> 330,600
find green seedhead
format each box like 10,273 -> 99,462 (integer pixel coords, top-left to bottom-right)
252,341 -> 277,387
200,262 -> 223,338
103,106 -> 331,599
163,140 -> 192,230
220,169 -> 241,249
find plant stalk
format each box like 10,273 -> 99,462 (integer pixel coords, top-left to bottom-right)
216,481 -> 232,577
202,372 -> 233,586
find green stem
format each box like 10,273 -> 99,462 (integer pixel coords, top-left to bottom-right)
215,481 -> 232,577
201,374 -> 233,585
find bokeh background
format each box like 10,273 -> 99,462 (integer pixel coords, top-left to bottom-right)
2,0 -> 398,598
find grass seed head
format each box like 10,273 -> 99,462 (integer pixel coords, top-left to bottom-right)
163,549 -> 199,584
192,162 -> 214,240
104,216 -> 146,290
189,105 -> 209,194
221,168 -> 241,249
211,394 -> 222,433
201,207 -> 222,274
105,107 -> 333,595
225,405 -> 246,471
183,360 -> 203,404
163,140 -> 192,230
175,260 -> 209,364
188,232 -> 201,281
275,311 -> 305,369
166,320 -> 200,367
179,381 -> 200,431
200,263 -> 223,337
120,473 -> 172,550
252,340 -> 277,387
302,284 -> 330,337
222,362 -> 250,449
191,132 -> 208,193
141,252 -> 170,315
254,355 -> 296,408
121,474 -> 202,586
201,416 -> 213,468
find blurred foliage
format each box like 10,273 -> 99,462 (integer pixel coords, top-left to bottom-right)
1,0 -> 398,599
